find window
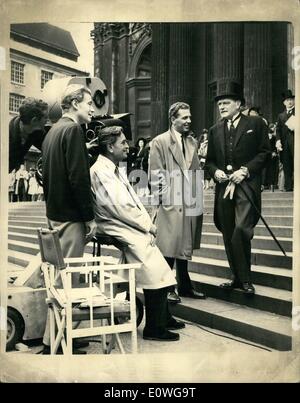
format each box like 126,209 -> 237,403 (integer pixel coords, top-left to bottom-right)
11,61 -> 25,84
41,70 -> 53,89
9,93 -> 25,113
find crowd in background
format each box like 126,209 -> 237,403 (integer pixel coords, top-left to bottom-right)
8,102 -> 293,202
8,164 -> 44,202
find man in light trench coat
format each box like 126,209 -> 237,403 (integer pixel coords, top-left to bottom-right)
149,102 -> 206,304
90,125 -> 186,342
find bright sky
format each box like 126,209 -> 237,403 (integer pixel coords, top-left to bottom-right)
53,22 -> 95,75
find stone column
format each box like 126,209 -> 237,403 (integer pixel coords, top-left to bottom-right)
168,23 -> 193,107
244,23 -> 272,120
151,23 -> 169,136
214,23 -> 244,84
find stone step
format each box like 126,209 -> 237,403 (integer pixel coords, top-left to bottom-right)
203,206 -> 293,216
201,190 -> 293,199
8,229 -> 292,254
8,226 -> 43,235
8,216 -> 47,223
201,232 -> 292,252
8,220 -> 47,228
189,256 -> 292,291
204,199 -> 294,207
167,296 -> 291,351
194,243 -> 292,269
202,222 -> 293,238
8,239 -> 40,255
8,250 -> 36,268
203,213 -> 293,227
189,272 -> 292,317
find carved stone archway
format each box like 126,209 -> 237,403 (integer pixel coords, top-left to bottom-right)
126,31 -> 152,143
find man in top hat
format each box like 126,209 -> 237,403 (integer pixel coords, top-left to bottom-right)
275,89 -> 295,191
205,81 -> 271,295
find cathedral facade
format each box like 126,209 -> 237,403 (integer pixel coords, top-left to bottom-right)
92,22 -> 294,143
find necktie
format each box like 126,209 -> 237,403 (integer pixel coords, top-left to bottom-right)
227,113 -> 241,131
181,135 -> 186,159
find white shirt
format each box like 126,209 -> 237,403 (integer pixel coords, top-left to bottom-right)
226,112 -> 241,130
173,128 -> 185,153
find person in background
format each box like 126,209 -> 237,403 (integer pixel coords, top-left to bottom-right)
15,164 -> 29,202
263,123 -> 279,192
275,89 -> 295,192
248,106 -> 268,126
27,168 -> 39,201
9,97 -> 48,173
8,169 -> 16,202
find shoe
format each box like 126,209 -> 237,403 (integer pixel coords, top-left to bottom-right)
178,289 -> 206,299
219,280 -> 241,290
167,290 -> 181,304
42,344 -> 87,354
166,318 -> 185,330
241,282 -> 255,295
73,339 -> 89,349
143,329 -> 180,342
42,344 -> 62,355
72,348 -> 87,354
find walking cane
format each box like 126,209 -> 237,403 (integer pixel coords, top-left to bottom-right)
224,167 -> 287,257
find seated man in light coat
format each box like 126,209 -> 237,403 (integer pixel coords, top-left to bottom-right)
90,125 -> 185,342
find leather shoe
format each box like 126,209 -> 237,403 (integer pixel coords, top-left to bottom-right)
143,329 -> 180,342
167,290 -> 181,304
166,318 -> 185,330
241,282 -> 255,295
42,344 -> 87,355
73,339 -> 89,349
219,280 -> 241,290
178,289 -> 206,299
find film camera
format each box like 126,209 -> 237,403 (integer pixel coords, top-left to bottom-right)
36,76 -> 132,185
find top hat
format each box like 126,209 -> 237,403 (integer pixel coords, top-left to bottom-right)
281,89 -> 295,101
215,81 -> 245,105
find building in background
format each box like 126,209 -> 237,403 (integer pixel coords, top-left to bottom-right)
92,22 -> 294,144
10,23 -> 89,169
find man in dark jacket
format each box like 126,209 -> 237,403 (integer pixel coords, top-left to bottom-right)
41,84 -> 97,354
42,84 -> 97,257
9,97 -> 48,172
205,81 -> 270,295
275,89 -> 295,191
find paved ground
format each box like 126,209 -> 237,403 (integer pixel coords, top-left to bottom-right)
5,318 -> 299,383
11,315 -> 270,356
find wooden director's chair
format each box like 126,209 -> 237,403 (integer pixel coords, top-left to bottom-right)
37,228 -> 141,355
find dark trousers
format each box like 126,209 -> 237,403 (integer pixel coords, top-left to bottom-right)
282,134 -> 294,190
164,257 -> 192,293
216,183 -> 256,283
143,287 -> 172,334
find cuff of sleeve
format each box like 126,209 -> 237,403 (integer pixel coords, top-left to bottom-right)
240,166 -> 250,178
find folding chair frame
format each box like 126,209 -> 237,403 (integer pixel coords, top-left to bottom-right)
38,229 -> 141,355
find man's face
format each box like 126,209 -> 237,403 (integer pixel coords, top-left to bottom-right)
217,98 -> 241,120
171,108 -> 191,134
283,97 -> 295,110
31,110 -> 48,132
111,132 -> 129,162
75,92 -> 95,124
